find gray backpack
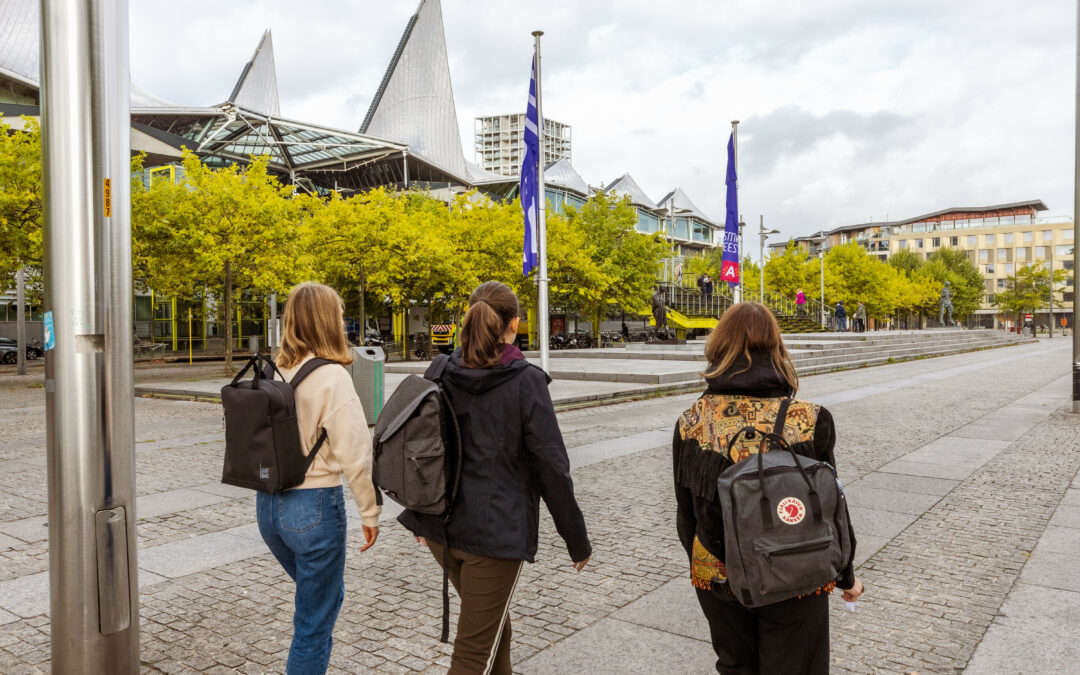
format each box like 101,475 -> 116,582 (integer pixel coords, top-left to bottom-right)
716,399 -> 852,608
372,355 -> 462,515
372,354 -> 462,643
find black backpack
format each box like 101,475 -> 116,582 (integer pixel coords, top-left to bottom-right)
372,354 -> 463,642
716,399 -> 853,608
220,354 -> 334,493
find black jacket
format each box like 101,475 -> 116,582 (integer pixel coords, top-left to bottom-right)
398,350 -> 591,564
672,353 -> 855,590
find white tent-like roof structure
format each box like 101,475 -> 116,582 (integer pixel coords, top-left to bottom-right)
657,187 -> 716,225
228,30 -> 281,118
545,158 -> 589,197
360,0 -> 468,181
604,173 -> 658,210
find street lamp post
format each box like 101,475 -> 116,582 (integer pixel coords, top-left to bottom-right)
41,0 -> 140,670
758,216 -> 779,301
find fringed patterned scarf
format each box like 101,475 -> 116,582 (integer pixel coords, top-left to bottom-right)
680,395 -> 834,597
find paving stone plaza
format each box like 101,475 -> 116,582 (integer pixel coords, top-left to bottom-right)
0,337 -> 1078,674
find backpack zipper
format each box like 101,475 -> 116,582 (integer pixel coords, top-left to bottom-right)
760,536 -> 833,567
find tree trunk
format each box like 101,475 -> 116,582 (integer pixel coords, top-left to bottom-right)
223,259 -> 233,374
358,264 -> 366,335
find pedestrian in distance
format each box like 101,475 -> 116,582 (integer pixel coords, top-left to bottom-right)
855,302 -> 867,333
795,288 -> 806,317
703,274 -> 715,297
399,281 -> 592,675
834,300 -> 847,332
257,282 -> 381,675
672,302 -> 863,675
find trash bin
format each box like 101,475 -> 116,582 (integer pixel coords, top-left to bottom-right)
249,336 -> 260,353
348,346 -> 385,424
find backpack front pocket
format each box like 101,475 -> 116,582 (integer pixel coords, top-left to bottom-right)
404,450 -> 446,513
753,533 -> 836,596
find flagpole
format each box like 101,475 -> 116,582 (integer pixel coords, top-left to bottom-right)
534,30 -> 549,372
731,120 -> 740,303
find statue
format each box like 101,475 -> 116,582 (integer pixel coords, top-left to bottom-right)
651,287 -> 667,336
938,281 -> 955,327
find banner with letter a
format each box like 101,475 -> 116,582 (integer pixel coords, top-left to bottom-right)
720,132 -> 740,287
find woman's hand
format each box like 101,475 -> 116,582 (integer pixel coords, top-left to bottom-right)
415,536 -> 427,546
360,525 -> 379,552
841,578 -> 864,602
573,556 -> 591,573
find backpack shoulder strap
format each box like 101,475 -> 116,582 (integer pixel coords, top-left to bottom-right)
424,354 -> 451,382
773,397 -> 792,437
289,357 -> 335,388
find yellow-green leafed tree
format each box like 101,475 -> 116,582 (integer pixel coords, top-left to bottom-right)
0,116 -> 42,290
132,150 -> 309,372
763,241 -> 817,299
564,192 -> 665,338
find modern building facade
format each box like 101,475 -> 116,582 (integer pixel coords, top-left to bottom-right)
474,114 -> 571,177
769,201 -> 1075,328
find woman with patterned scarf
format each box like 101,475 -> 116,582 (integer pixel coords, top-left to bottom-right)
672,302 -> 864,674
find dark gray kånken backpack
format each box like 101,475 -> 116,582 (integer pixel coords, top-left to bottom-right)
716,399 -> 852,608
220,354 -> 334,493
372,354 -> 462,642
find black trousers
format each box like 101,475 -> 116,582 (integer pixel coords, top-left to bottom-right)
694,586 -> 830,675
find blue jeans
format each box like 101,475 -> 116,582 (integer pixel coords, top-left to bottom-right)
257,486 -> 346,675
837,317 -> 847,332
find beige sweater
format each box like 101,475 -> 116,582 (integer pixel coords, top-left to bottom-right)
278,354 -> 381,528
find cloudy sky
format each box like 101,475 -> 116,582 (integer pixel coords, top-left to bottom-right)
130,0 -> 1076,241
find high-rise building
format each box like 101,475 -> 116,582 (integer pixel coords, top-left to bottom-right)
474,114 -> 571,177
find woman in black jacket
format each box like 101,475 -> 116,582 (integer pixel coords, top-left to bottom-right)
399,281 -> 591,675
673,302 -> 864,675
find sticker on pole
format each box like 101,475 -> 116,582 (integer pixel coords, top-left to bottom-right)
43,311 -> 55,351
104,178 -> 112,217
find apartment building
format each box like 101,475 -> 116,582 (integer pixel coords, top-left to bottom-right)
769,201 -> 1075,327
474,114 -> 572,177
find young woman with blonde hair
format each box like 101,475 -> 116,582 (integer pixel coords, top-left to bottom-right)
257,282 -> 381,674
399,280 -> 592,675
672,302 -> 863,675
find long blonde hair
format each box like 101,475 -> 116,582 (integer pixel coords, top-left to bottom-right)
702,302 -> 798,394
277,282 -> 355,369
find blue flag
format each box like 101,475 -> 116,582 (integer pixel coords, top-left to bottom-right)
720,132 -> 740,287
520,51 -> 540,276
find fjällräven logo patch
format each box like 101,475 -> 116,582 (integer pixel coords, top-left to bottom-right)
777,497 -> 805,525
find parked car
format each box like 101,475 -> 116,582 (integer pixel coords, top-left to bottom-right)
0,337 -> 41,362
0,340 -> 17,364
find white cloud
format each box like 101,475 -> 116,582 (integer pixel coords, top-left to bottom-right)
129,0 -> 1076,239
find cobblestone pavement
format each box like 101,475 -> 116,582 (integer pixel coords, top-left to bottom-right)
0,339 -> 1075,673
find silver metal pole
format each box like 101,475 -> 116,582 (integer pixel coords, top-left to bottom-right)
534,31 -> 550,372
42,0 -> 140,670
1075,0 -> 1080,412
269,293 -> 278,352
16,268 -> 26,375
1050,244 -> 1054,339
759,216 -> 765,300
820,250 -> 826,327
738,216 -> 744,302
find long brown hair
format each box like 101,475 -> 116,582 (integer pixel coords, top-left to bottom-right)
278,282 -> 355,369
702,302 -> 798,394
460,281 -> 519,368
